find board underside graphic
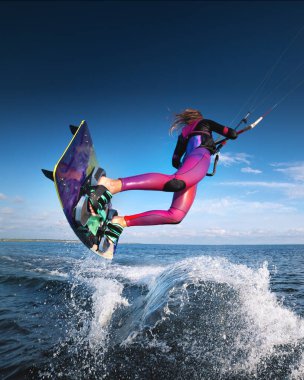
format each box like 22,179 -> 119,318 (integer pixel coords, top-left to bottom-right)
54,122 -> 97,212
45,121 -> 111,255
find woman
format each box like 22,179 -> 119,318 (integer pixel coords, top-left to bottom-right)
90,109 -> 237,258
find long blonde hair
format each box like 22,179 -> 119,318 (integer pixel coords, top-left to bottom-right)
169,108 -> 203,135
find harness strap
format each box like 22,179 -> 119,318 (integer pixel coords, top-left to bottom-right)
187,130 -> 211,138
206,154 -> 219,177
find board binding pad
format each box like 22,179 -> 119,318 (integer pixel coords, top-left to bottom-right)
42,120 -> 117,257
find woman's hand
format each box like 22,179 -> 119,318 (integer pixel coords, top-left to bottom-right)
172,154 -> 181,169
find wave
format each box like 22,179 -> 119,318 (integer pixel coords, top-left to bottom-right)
0,272 -> 68,291
44,255 -> 304,379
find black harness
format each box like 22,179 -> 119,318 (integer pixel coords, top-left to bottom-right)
186,130 -> 219,177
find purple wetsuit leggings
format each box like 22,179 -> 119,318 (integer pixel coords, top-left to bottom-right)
119,147 -> 211,227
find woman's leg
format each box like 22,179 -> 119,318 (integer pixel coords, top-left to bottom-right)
95,147 -> 210,229
89,187 -> 197,255
99,147 -> 210,194
122,184 -> 197,227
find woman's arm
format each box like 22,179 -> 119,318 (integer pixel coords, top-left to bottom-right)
172,134 -> 187,169
203,119 -> 238,139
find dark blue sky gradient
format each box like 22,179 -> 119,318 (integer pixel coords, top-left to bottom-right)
1,1 -> 304,241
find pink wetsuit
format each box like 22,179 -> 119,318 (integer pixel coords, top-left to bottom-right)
120,119 -> 236,227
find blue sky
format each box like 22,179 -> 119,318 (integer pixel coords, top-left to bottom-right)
1,1 -> 304,244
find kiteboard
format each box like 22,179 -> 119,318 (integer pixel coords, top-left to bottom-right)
42,120 -> 117,258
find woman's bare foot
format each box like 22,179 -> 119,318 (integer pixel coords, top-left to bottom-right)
97,177 -> 122,195
112,215 -> 127,228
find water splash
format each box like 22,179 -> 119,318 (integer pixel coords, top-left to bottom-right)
44,254 -> 304,379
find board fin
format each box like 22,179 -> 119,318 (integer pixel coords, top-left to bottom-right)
69,125 -> 79,135
41,169 -> 54,181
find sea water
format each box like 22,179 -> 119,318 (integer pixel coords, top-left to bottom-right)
1,242 -> 304,379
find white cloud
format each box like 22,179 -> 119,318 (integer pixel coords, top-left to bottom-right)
30,212 -> 53,221
218,152 -> 251,166
285,186 -> 304,199
284,227 -> 304,236
0,207 -> 74,240
273,162 -> 304,182
221,180 -> 304,199
218,161 -> 304,199
220,180 -> 292,188
0,207 -> 14,215
112,193 -> 303,244
191,196 -> 296,216
121,224 -> 304,244
1,184 -> 303,244
0,193 -> 25,203
241,167 -> 262,174
193,226 -> 304,241
245,190 -> 259,195
12,196 -> 25,204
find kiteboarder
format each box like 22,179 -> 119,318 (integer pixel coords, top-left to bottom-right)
88,109 -> 238,256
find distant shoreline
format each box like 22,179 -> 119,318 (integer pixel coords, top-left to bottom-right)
0,239 -> 140,245
0,239 -> 80,243
0,239 -> 303,246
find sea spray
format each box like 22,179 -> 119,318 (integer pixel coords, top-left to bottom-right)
2,243 -> 303,379
103,256 -> 304,379
45,253 -> 304,379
